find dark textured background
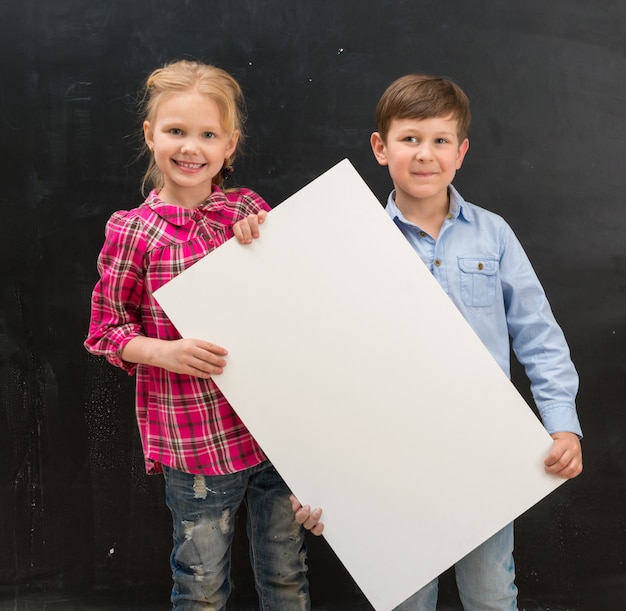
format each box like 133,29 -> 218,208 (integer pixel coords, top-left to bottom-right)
1,1 -> 624,609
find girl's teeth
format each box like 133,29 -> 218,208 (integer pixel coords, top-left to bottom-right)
178,161 -> 202,168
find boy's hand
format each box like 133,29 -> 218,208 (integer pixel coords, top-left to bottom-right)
233,210 -> 268,244
290,494 -> 324,536
544,432 -> 583,479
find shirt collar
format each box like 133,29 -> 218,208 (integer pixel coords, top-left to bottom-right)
386,184 -> 473,225
146,184 -> 228,227
449,184 -> 473,222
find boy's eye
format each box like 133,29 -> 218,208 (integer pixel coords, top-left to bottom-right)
404,136 -> 418,143
435,138 -> 449,144
169,128 -> 183,136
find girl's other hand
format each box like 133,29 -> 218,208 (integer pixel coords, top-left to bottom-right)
290,494 -> 324,536
233,210 -> 267,244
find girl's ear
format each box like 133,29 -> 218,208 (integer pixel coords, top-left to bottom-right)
370,132 -> 388,166
143,121 -> 154,151
225,130 -> 240,161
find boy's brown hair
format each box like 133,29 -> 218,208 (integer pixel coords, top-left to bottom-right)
375,74 -> 471,142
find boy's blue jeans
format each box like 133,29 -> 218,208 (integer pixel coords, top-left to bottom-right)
163,461 -> 310,611
395,523 -> 518,611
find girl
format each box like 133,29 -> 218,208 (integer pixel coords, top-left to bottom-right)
85,59 -> 320,610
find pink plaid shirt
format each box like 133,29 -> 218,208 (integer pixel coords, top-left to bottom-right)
85,185 -> 271,475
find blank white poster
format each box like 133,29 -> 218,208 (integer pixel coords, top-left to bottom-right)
154,159 -> 565,611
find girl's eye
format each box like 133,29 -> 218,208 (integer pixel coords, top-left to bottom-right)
169,128 -> 183,136
203,132 -> 216,139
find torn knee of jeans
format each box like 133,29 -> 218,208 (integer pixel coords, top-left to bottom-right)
181,511 -> 232,543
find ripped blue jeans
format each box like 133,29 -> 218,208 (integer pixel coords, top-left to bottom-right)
163,461 -> 310,611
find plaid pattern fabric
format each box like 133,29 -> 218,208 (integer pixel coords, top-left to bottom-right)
85,186 -> 271,475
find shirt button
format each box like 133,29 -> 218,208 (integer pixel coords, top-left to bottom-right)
434,259 -> 441,267
478,262 -> 484,270
208,239 -> 215,247
419,231 -> 426,237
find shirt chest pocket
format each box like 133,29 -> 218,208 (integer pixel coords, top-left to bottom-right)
458,256 -> 498,307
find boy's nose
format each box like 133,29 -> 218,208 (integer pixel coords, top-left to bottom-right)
415,143 -> 433,160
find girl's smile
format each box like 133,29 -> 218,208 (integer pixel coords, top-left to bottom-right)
173,160 -> 206,171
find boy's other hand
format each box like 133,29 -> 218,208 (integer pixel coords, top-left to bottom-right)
233,210 -> 267,244
290,494 -> 324,536
544,431 -> 583,479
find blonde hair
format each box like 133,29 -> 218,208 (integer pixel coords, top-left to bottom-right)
375,74 -> 471,142
140,60 -> 246,194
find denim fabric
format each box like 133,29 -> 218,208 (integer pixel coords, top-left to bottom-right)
395,523 -> 518,611
163,461 -> 310,611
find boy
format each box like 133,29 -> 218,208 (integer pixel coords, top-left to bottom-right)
369,74 -> 583,610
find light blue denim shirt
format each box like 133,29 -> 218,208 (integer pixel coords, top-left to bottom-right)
385,185 -> 582,437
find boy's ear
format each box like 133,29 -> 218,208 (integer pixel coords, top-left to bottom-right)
370,132 -> 388,166
456,138 -> 470,169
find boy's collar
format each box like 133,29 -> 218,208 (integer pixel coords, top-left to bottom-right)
448,185 -> 473,222
388,185 -> 473,224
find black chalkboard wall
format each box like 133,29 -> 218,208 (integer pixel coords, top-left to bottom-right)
1,1 -> 624,609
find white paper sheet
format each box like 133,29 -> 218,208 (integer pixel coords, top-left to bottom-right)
154,159 -> 565,611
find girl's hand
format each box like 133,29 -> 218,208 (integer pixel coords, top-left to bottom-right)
122,336 -> 228,378
290,494 -> 324,536
544,431 -> 583,479
233,210 -> 268,244
156,338 -> 228,378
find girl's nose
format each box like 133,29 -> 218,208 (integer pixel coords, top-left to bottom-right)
180,137 -> 199,155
